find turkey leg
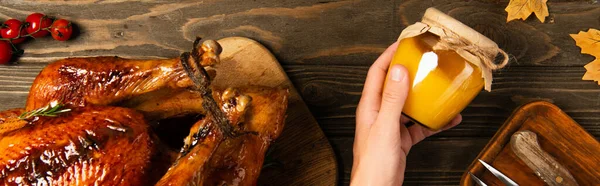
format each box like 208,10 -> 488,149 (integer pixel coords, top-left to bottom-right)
25,39 -> 221,117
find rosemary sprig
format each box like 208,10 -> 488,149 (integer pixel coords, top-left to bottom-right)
18,101 -> 71,120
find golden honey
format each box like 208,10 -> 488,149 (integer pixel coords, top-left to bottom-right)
385,7 -> 507,130
389,32 -> 484,130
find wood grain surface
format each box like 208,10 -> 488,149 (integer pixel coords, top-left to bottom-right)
0,0 -> 599,185
462,101 -> 600,186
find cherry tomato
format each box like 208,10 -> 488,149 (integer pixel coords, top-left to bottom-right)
25,13 -> 53,38
0,41 -> 12,64
50,19 -> 72,41
1,19 -> 27,44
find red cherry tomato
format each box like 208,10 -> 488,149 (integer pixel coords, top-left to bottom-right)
25,13 -> 53,38
1,19 -> 27,44
50,19 -> 72,41
0,41 -> 12,64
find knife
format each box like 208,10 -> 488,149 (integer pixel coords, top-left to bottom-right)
510,130 -> 578,186
478,159 -> 519,186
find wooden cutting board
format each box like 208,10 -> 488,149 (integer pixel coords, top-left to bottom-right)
0,37 -> 338,185
460,101 -> 600,185
213,37 -> 338,185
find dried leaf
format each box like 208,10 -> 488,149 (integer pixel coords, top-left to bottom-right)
505,0 -> 549,23
582,59 -> 600,84
571,29 -> 600,84
571,29 -> 600,58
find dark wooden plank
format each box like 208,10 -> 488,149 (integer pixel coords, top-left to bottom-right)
396,0 -> 600,67
282,65 -> 600,137
2,64 -> 600,184
0,0 -> 399,66
0,1 -> 595,66
6,65 -> 600,138
330,137 -> 489,185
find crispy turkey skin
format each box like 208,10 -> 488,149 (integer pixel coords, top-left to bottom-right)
0,106 -> 159,185
0,39 -> 289,185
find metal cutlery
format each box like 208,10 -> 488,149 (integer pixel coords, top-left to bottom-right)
469,159 -> 518,186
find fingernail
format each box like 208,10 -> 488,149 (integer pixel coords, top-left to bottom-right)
390,66 -> 404,82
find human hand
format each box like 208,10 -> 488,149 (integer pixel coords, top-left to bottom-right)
350,42 -> 462,186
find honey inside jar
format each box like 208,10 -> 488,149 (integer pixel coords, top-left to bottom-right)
388,32 -> 484,130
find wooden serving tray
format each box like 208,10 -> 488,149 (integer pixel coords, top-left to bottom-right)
460,101 -> 600,185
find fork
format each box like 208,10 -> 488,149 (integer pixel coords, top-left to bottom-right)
469,159 -> 519,186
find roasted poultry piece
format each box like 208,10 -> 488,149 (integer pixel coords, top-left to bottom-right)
0,38 -> 289,185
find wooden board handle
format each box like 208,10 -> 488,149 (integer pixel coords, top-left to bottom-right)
510,130 -> 578,186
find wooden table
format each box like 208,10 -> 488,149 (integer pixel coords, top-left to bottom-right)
0,1 -> 599,185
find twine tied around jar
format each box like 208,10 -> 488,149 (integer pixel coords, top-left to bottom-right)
433,36 -> 509,71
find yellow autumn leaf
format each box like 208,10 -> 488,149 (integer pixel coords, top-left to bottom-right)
583,59 -> 600,85
570,29 -> 600,58
572,29 -> 600,84
505,0 -> 549,23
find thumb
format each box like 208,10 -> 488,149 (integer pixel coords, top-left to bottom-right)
378,65 -> 409,122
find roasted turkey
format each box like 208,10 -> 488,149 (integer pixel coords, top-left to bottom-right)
0,38 -> 289,185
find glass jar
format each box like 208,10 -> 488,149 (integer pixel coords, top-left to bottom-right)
387,8 -> 506,130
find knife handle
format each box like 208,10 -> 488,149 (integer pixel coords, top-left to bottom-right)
510,130 -> 578,186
